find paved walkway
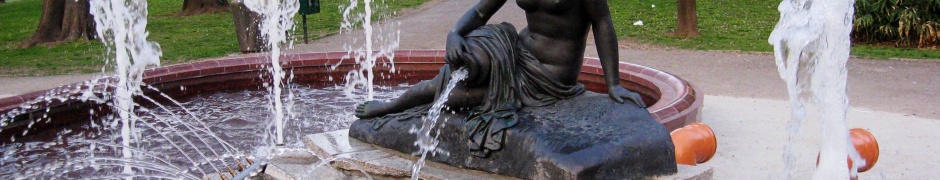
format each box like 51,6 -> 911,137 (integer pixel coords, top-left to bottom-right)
1,0 -> 937,178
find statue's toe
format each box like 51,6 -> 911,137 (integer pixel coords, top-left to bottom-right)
355,101 -> 385,118
354,102 -> 369,118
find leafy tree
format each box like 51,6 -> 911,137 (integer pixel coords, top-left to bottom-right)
19,0 -> 95,48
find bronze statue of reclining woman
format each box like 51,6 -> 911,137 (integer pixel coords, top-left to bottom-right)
355,0 -> 646,157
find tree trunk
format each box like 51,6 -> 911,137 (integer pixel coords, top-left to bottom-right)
674,0 -> 700,37
232,2 -> 266,52
18,0 -> 95,48
181,0 -> 229,16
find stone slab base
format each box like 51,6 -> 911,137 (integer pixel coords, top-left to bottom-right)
350,92 -> 678,179
287,129 -> 713,180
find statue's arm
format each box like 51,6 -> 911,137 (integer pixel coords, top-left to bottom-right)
452,0 -> 507,35
447,0 -> 507,66
584,0 -> 646,107
583,0 -> 620,87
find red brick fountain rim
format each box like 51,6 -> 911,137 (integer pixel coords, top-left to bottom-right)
0,50 -> 701,133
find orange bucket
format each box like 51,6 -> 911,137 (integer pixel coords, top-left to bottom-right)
850,128 -> 879,173
816,128 -> 880,175
671,122 -> 717,165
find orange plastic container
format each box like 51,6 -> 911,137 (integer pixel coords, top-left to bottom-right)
671,122 -> 717,166
816,128 -> 880,175
850,128 -> 879,172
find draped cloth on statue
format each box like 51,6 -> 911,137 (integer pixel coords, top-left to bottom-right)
367,22 -> 584,158
350,22 -> 678,178
458,23 -> 585,157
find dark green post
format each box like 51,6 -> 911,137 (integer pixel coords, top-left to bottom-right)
299,0 -> 321,44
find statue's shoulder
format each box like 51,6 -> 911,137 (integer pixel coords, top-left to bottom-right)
516,0 -> 581,12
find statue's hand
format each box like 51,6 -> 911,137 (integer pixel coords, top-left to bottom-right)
445,32 -> 466,69
608,85 -> 647,108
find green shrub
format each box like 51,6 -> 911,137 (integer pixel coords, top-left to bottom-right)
854,0 -> 940,47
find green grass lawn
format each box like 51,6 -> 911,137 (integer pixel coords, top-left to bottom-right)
1,0 -> 937,76
0,0 -> 106,75
0,0 -> 427,76
608,0 -> 940,59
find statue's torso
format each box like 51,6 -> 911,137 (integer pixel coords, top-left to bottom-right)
516,0 -> 592,85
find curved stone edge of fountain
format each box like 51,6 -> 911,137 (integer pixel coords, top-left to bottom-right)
0,50 -> 702,135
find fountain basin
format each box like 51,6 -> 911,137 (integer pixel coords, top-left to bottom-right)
0,50 -> 701,137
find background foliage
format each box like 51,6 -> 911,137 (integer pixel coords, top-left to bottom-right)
608,0 -> 940,59
854,0 -> 940,47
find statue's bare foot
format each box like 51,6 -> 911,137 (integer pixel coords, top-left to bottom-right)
355,100 -> 393,119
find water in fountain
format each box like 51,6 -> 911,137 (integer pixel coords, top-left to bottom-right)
408,68 -> 468,179
88,0 -> 163,176
338,0 -> 402,101
0,0 -> 257,178
1,0 -> 411,178
0,85 -> 410,178
769,0 -> 864,179
242,0 -> 300,146
337,2 -> 464,178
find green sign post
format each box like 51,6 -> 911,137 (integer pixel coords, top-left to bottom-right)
299,0 -> 320,43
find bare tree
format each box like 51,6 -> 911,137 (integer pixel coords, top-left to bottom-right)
673,0 -> 700,37
19,0 -> 95,48
181,0 -> 229,16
